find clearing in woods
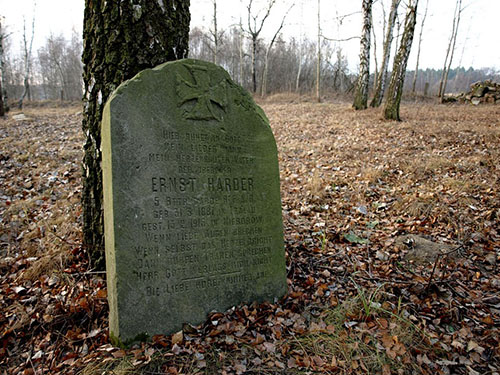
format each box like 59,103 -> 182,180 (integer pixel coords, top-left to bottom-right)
1,98 -> 499,374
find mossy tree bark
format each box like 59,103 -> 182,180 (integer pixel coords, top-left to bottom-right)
383,1 -> 418,121
82,0 -> 190,268
353,0 -> 373,110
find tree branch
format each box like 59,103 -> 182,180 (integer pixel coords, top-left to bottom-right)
321,35 -> 360,42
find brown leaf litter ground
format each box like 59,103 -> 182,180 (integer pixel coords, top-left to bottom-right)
0,98 -> 499,374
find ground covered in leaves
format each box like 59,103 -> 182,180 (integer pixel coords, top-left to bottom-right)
1,98 -> 499,374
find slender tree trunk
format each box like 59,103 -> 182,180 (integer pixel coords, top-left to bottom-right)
0,21 -> 6,115
261,5 -> 290,97
383,0 -> 418,120
261,52 -> 269,96
371,11 -> 378,91
0,23 -> 9,114
316,0 -> 321,102
440,0 -> 462,103
0,78 -> 4,117
245,0 -> 277,94
394,15 -> 402,53
18,16 -> 35,110
353,0 -> 373,110
295,50 -> 303,93
82,0 -> 190,268
212,0 -> 218,64
370,0 -> 400,107
239,27 -> 244,85
438,0 -> 461,99
238,5 -> 244,87
251,37 -> 257,93
412,0 -> 428,93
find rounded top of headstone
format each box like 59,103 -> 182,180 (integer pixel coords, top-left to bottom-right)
106,58 -> 269,128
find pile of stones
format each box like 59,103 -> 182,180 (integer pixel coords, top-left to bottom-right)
444,80 -> 500,105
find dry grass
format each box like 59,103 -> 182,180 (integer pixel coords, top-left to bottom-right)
0,105 -> 82,279
2,99 -> 499,374
270,100 -> 500,241
290,286 -> 429,374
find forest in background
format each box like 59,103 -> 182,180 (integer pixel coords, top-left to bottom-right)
1,24 -> 499,104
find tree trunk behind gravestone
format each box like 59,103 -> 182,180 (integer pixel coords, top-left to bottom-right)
352,0 -> 373,110
82,0 -> 190,269
383,1 -> 418,121
251,37 -> 257,93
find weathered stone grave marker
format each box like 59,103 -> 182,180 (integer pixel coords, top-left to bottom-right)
102,59 -> 286,344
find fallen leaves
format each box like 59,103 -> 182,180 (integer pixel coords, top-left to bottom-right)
1,101 -> 499,374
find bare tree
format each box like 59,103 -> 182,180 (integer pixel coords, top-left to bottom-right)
0,71 -> 3,116
295,38 -> 303,93
353,0 -> 373,110
316,0 -> 321,102
239,0 -> 245,85
212,0 -> 219,64
383,0 -> 418,120
261,4 -> 293,96
0,18 -> 6,116
371,10 -> 378,91
18,11 -> 36,109
244,0 -> 277,93
412,0 -> 428,94
38,31 -> 83,101
295,0 -> 304,93
438,0 -> 463,102
370,0 -> 400,107
205,0 -> 225,65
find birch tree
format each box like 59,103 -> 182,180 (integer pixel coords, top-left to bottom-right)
383,0 -> 418,120
412,0 -> 428,93
0,19 -> 6,116
370,0 -> 400,107
239,0 -> 245,85
261,4 -> 292,96
371,11 -> 378,91
438,0 -> 463,102
316,0 -> 321,102
353,0 -> 373,110
244,0 -> 277,93
38,32 -> 83,101
207,0 -> 223,64
82,0 -> 190,266
295,0 -> 304,93
18,13 -> 35,109
0,72 -> 3,117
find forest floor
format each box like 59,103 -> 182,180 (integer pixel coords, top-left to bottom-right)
0,98 -> 499,374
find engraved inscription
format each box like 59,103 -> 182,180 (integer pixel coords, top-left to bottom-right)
130,129 -> 275,297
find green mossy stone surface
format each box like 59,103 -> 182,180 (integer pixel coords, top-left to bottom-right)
102,59 -> 286,344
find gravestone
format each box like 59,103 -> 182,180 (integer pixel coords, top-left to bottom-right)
102,59 -> 286,344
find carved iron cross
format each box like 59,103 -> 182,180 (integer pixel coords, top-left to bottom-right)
176,63 -> 227,121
